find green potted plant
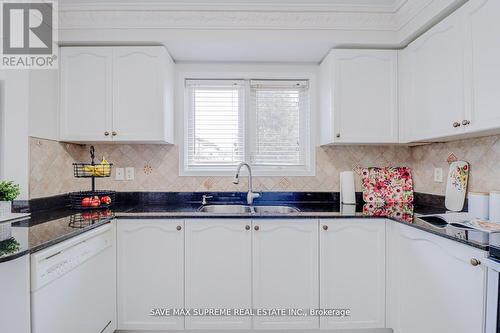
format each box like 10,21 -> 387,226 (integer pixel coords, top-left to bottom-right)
0,181 -> 20,216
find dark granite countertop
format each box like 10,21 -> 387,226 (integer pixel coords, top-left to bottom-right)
0,208 -> 114,263
116,202 -> 488,250
0,192 -> 486,263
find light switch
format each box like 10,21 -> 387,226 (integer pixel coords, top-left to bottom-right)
125,167 -> 135,181
115,168 -> 124,181
434,168 -> 443,183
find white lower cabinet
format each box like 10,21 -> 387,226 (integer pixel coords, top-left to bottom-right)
117,219 -> 184,330
114,217 -> 488,332
387,222 -> 487,333
185,219 -> 252,329
319,219 -> 386,330
0,255 -> 30,333
252,219 -> 319,329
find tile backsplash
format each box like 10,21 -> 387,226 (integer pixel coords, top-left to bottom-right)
29,135 -> 500,199
410,135 -> 500,195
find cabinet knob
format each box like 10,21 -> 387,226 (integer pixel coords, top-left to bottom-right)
470,258 -> 481,266
245,225 -> 250,231
104,131 -> 110,136
452,122 -> 461,128
336,133 -> 341,138
176,225 -> 182,231
254,225 -> 260,231
112,131 -> 117,136
462,120 -> 470,126
323,225 -> 328,231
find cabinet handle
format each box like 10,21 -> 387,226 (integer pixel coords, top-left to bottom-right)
323,225 -> 328,231
104,131 -> 110,136
112,131 -> 117,136
470,258 -> 481,266
245,225 -> 250,231
254,225 -> 259,231
452,122 -> 461,128
176,225 -> 182,231
336,133 -> 341,138
462,120 -> 470,126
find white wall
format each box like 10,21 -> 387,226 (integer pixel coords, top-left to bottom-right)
29,70 -> 59,141
0,70 -> 30,200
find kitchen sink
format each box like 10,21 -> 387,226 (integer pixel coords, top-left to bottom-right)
198,205 -> 252,214
253,205 -> 300,214
198,205 -> 299,214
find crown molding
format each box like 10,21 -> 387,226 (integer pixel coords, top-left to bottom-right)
60,0 -> 407,14
58,0 -> 465,45
60,10 -> 398,31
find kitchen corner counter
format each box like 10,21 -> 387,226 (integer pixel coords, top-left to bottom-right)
0,209 -> 114,263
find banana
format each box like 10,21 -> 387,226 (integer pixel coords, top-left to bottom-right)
83,165 -> 95,175
94,157 -> 111,176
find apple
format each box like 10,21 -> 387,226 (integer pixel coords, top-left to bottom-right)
100,196 -> 112,205
81,197 -> 92,207
90,196 -> 101,208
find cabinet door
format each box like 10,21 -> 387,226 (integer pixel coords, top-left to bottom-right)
387,222 -> 486,333
463,0 -> 500,133
402,11 -> 465,141
185,219 -> 252,329
252,219 -> 319,329
0,255 -> 30,333
117,219 -> 184,330
320,219 -> 386,329
112,47 -> 172,142
60,47 -> 113,141
332,50 -> 398,143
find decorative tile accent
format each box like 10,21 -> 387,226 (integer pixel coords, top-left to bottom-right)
447,153 -> 458,164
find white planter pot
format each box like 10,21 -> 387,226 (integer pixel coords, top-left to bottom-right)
0,201 -> 12,217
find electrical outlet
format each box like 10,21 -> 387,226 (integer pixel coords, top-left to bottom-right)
434,168 -> 443,183
125,167 -> 135,181
115,168 -> 125,181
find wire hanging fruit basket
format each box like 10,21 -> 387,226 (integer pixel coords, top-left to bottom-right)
70,146 -> 116,210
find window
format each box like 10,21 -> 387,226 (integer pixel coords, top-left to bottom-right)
184,79 -> 312,175
186,80 -> 245,167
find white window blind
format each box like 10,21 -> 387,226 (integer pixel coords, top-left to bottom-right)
250,80 -> 309,166
186,80 -> 245,168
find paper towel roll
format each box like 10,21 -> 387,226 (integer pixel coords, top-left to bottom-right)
340,171 -> 356,204
468,192 -> 489,220
489,191 -> 500,223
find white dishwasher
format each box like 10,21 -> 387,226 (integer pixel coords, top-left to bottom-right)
31,223 -> 116,333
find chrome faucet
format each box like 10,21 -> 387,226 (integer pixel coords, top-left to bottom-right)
233,162 -> 260,205
201,195 -> 213,205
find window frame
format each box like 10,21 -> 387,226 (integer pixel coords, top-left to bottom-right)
178,69 -> 316,177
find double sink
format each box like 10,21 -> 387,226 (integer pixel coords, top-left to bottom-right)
199,204 -> 299,214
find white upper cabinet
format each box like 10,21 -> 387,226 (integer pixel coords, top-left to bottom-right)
320,49 -> 398,144
60,46 -> 174,143
400,0 -> 500,142
387,222 -> 486,333
399,10 -> 465,142
320,219 -> 386,330
252,219 -> 319,329
184,219 -> 252,330
60,48 -> 113,142
462,0 -> 500,133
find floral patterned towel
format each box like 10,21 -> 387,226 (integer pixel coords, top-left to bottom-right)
363,202 -> 414,223
361,167 -> 414,203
